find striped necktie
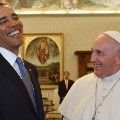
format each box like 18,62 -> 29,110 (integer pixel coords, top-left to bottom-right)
16,57 -> 37,112
66,79 -> 68,90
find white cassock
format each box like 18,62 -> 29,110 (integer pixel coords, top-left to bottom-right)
58,70 -> 120,120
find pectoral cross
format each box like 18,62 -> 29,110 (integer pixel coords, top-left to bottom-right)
92,112 -> 96,120
92,117 -> 95,120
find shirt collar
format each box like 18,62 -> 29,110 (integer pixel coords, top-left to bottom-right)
99,70 -> 120,83
0,47 -> 18,67
65,79 -> 69,81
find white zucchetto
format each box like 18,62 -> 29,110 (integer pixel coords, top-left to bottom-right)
103,31 -> 120,43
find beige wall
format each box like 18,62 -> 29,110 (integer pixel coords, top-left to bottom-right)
20,14 -> 120,81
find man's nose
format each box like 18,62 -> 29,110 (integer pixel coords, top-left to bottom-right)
91,53 -> 97,62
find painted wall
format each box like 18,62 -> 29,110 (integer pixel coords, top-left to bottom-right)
20,14 -> 120,81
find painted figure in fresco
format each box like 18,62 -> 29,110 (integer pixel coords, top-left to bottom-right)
26,44 -> 35,59
64,0 -> 80,9
3,0 -> 33,9
36,38 -> 49,64
49,73 -> 60,83
3,0 -> 21,9
64,0 -> 73,9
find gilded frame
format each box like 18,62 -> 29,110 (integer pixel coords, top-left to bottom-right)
6,0 -> 63,10
23,33 -> 64,85
3,0 -> 120,14
80,0 -> 120,13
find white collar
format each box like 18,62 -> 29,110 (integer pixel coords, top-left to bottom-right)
98,70 -> 120,83
0,47 -> 18,66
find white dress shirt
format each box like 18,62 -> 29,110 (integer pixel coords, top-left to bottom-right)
0,47 -> 21,77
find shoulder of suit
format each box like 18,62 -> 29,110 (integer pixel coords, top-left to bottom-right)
23,60 -> 37,72
59,80 -> 65,83
69,79 -> 74,82
24,60 -> 35,67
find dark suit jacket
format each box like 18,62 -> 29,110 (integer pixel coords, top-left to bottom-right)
0,54 -> 45,120
58,79 -> 74,104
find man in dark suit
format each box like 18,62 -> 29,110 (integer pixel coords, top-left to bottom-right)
58,71 -> 74,104
0,2 -> 44,120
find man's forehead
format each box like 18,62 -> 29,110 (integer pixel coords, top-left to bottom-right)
0,5 -> 16,17
64,72 -> 70,75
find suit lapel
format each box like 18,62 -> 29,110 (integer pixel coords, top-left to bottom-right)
63,80 -> 66,89
0,54 -> 37,115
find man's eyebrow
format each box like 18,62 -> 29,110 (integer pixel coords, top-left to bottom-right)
0,16 -> 6,21
12,13 -> 18,17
